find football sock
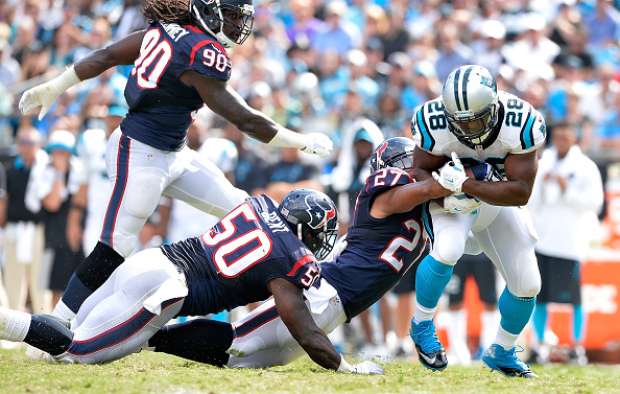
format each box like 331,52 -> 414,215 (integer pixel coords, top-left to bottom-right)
0,308 -> 31,342
496,288 -> 535,350
532,303 -> 548,344
61,242 -> 125,314
480,310 -> 499,350
149,318 -> 233,366
24,314 -> 73,356
414,255 -> 453,323
572,304 -> 585,344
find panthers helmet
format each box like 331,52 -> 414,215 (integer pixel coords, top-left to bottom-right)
370,137 -> 415,172
190,0 -> 254,48
442,65 -> 499,145
279,189 -> 339,260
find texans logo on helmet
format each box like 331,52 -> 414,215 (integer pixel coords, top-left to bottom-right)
304,195 -> 336,230
373,141 -> 388,169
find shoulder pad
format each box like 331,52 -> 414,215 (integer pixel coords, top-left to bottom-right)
411,98 -> 454,156
364,167 -> 412,197
498,93 -> 547,154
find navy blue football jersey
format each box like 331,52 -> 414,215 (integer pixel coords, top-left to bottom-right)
121,22 -> 231,151
321,167 -> 429,319
161,195 -> 320,316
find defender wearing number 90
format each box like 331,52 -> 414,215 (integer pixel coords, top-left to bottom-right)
18,0 -> 334,325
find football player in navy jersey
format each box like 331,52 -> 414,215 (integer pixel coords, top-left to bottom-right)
19,0 -> 334,325
0,189 -> 383,373
139,137 -> 451,369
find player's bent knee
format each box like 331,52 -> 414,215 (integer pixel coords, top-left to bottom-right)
507,275 -> 541,299
430,238 -> 465,266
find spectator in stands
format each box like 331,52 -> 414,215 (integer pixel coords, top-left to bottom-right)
3,127 -> 49,313
434,22 -> 473,82
264,146 -> 322,202
528,121 -> 605,365
584,0 -> 620,47
312,1 -> 360,55
32,130 -> 85,305
596,89 -> 620,155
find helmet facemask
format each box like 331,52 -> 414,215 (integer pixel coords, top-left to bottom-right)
446,100 -> 499,146
298,223 -> 338,260
191,0 -> 254,48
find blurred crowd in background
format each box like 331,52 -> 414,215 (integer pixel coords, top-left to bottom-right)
0,0 -> 620,363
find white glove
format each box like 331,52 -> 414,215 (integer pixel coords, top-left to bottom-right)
338,356 -> 384,375
432,152 -> 468,193
443,193 -> 481,214
300,132 -> 334,158
19,66 -> 81,120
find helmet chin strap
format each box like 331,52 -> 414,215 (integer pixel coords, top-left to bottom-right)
297,223 -> 303,241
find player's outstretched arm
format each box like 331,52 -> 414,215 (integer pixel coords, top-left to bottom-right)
181,71 -> 333,157
461,151 -> 538,206
268,278 -> 382,374
371,178 -> 450,219
19,30 -> 145,119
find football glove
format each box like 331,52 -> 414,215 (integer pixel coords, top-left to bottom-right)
19,66 -> 81,120
432,152 -> 468,193
338,356 -> 384,375
443,193 -> 481,214
300,132 -> 334,158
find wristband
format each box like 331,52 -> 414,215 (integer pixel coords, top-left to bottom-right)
267,127 -> 308,149
51,65 -> 81,94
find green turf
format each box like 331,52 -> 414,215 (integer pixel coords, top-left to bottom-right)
0,349 -> 619,393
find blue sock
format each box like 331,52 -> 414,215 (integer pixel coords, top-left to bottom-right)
61,274 -> 93,314
415,255 -> 454,309
498,288 -> 535,335
573,304 -> 585,344
532,303 -> 547,343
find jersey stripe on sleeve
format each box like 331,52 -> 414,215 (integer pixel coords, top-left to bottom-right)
519,109 -> 536,150
416,108 -> 435,151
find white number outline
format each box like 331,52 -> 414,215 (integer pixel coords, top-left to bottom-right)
131,29 -> 173,90
202,48 -> 228,72
201,203 -> 273,278
372,168 -> 406,187
379,219 -> 422,272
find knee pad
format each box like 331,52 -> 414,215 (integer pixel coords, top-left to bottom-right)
505,252 -> 541,299
430,229 -> 467,265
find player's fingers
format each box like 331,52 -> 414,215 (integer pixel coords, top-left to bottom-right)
451,152 -> 462,166
432,171 -> 441,182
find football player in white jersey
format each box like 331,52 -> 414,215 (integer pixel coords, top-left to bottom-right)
409,65 -> 545,378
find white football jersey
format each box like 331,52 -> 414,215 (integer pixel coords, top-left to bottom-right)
411,91 -> 546,177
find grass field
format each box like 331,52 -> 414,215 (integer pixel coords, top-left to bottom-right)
1,349 -> 619,394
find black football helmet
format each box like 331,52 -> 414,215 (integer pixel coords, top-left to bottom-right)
190,0 -> 254,48
370,137 -> 415,172
279,189 -> 339,260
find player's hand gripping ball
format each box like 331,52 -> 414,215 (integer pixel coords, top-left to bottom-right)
433,152 -> 468,193
301,133 -> 334,158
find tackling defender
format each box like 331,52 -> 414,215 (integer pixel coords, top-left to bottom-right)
0,190 -> 384,374
410,65 -> 545,378
19,0 -> 333,324
140,137 -> 451,368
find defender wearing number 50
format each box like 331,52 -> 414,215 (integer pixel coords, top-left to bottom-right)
410,65 -> 546,378
18,0 -> 333,324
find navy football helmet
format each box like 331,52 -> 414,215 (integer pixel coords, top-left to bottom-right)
190,0 -> 254,48
370,137 -> 415,172
279,189 -> 339,260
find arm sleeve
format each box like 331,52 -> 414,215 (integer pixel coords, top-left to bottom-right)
364,167 -> 413,199
511,109 -> 547,154
411,106 -> 436,153
185,41 -> 231,81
